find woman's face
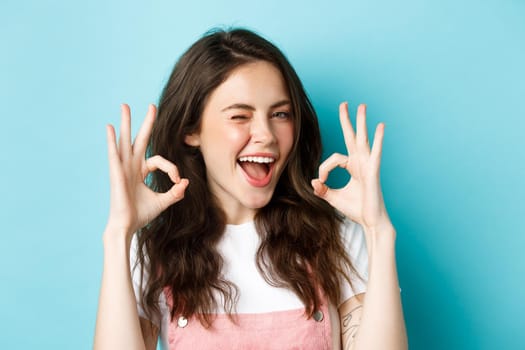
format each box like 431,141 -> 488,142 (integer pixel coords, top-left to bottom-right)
185,60 -> 294,224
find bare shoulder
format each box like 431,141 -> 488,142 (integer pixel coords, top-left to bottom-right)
140,317 -> 159,350
338,293 -> 365,350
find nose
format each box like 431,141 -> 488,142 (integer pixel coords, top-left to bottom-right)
250,115 -> 276,145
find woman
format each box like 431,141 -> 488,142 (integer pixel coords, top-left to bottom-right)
94,28 -> 407,349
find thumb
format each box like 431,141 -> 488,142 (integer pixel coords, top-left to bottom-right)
158,178 -> 190,209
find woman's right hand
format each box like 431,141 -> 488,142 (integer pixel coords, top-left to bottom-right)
104,104 -> 189,238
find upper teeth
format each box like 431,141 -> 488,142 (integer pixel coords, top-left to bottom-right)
238,156 -> 275,163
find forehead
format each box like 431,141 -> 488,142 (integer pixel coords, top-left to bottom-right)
205,61 -> 290,109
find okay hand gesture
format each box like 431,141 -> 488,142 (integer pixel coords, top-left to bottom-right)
105,104 -> 189,237
311,103 -> 393,234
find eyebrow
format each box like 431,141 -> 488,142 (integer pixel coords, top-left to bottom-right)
221,99 -> 291,112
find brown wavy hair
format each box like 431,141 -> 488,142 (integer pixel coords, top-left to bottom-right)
136,27 -> 361,327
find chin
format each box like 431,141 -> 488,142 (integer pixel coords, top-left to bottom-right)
243,193 -> 274,210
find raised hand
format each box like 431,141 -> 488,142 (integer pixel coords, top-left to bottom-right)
105,104 -> 189,237
311,102 -> 393,233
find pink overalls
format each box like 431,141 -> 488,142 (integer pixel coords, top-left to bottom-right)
163,288 -> 333,349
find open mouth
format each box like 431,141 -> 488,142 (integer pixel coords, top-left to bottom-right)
237,156 -> 276,187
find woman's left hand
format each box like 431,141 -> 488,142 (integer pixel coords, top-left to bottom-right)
311,102 -> 394,234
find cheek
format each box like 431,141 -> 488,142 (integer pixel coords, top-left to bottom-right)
202,125 -> 249,155
226,128 -> 250,145
277,123 -> 295,154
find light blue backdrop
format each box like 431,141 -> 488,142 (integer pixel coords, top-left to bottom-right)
1,0 -> 523,349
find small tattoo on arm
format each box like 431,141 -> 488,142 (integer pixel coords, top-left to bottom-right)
342,305 -> 362,350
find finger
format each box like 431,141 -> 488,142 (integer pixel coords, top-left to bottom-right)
311,178 -> 328,197
119,104 -> 132,161
370,122 -> 385,169
311,179 -> 338,206
339,102 -> 357,154
106,124 -> 124,182
133,104 -> 156,158
106,124 -> 118,160
318,153 -> 349,183
158,178 -> 189,208
144,155 -> 181,183
355,104 -> 369,151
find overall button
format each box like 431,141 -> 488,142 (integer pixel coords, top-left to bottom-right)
313,310 -> 324,322
177,316 -> 188,328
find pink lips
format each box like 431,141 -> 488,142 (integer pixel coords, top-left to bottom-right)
237,152 -> 277,188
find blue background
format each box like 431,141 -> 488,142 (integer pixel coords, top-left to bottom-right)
1,0 -> 524,349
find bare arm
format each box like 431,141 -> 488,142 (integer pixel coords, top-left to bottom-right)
313,102 -> 407,350
338,293 -> 364,350
94,104 -> 188,349
94,231 -> 161,350
94,231 -> 147,350
338,228 -> 407,350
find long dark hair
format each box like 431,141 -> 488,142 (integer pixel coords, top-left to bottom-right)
136,27 -> 360,327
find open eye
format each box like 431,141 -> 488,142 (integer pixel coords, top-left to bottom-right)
272,111 -> 291,119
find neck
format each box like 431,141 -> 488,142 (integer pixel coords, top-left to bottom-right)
224,207 -> 257,225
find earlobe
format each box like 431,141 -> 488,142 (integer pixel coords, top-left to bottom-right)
184,133 -> 201,147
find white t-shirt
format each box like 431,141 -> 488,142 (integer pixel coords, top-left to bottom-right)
130,218 -> 369,348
